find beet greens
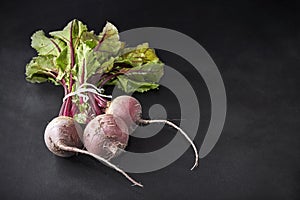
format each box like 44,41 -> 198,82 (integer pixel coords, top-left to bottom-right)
26,19 -> 164,124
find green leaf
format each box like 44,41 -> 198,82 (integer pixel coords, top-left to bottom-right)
84,22 -> 124,83
109,43 -> 164,93
94,21 -> 123,60
31,30 -> 65,56
81,31 -> 99,49
25,55 -> 60,85
94,22 -> 123,55
76,43 -> 100,87
110,62 -> 164,93
123,62 -> 164,82
116,43 -> 160,67
55,46 -> 70,72
113,77 -> 160,93
49,19 -> 88,47
98,57 -> 115,74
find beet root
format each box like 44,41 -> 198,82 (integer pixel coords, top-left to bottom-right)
83,114 -> 129,160
106,95 -> 141,132
44,116 -> 142,187
106,95 -> 199,170
44,116 -> 83,157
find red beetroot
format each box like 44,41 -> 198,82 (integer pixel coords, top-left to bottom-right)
83,114 -> 129,160
106,95 -> 199,170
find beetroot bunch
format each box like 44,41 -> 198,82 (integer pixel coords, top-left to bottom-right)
26,20 -> 198,187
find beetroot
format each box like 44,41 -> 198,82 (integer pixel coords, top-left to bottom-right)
106,95 -> 199,170
44,116 -> 142,187
106,95 -> 142,132
44,116 -> 83,157
83,114 -> 129,160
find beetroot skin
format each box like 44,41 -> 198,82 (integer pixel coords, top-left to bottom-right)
83,114 -> 129,160
106,95 -> 142,132
44,116 -> 83,157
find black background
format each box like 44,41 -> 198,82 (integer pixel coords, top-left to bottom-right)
0,0 -> 299,199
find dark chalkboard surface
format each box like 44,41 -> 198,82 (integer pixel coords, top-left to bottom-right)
0,1 -> 299,199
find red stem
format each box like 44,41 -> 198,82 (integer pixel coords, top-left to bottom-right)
49,71 -> 69,117
79,59 -> 85,104
68,21 -> 75,92
94,32 -> 107,51
61,79 -> 68,96
94,94 -> 107,108
88,93 -> 101,116
59,100 -> 66,116
99,72 -> 123,88
63,97 -> 72,116
70,103 -> 78,116
61,20 -> 76,117
50,39 -> 61,53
